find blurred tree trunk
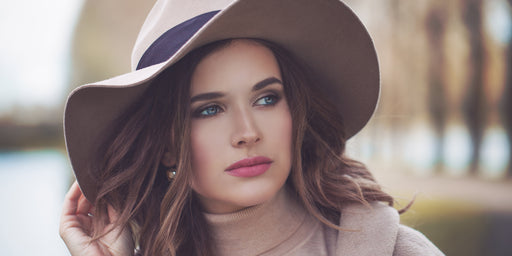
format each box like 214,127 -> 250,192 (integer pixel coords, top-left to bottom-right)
505,45 -> 512,177
503,0 -> 512,177
462,0 -> 486,175
426,4 -> 447,173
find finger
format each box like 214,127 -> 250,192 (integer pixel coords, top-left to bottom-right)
76,192 -> 94,216
60,181 -> 82,216
59,181 -> 92,238
76,213 -> 93,233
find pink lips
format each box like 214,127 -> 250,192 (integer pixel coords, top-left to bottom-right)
225,156 -> 273,177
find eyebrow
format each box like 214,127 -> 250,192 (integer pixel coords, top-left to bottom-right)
190,92 -> 224,104
252,77 -> 283,91
190,77 -> 283,103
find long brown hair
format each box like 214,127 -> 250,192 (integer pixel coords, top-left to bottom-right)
91,39 -> 395,255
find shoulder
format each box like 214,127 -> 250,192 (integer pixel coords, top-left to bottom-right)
393,225 -> 445,256
334,202 -> 443,256
335,202 -> 399,255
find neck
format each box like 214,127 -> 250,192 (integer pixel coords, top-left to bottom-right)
203,186 -> 317,255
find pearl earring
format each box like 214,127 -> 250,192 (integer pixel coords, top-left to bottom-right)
167,166 -> 177,180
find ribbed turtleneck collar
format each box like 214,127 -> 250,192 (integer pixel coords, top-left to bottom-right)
203,187 -> 319,256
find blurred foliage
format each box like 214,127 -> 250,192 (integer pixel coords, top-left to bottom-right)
399,198 -> 512,256
344,0 -> 512,178
0,121 -> 63,150
69,0 -> 155,89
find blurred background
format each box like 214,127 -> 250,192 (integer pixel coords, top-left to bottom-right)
0,0 -> 511,255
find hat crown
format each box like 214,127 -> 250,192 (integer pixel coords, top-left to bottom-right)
131,0 -> 233,71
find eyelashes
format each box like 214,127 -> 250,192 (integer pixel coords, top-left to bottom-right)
254,94 -> 279,106
195,104 -> 223,117
192,91 -> 282,118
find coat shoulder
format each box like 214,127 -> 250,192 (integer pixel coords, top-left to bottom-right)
335,202 -> 400,255
335,203 -> 444,256
393,225 -> 445,256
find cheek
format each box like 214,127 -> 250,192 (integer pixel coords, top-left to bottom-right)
282,107 -> 294,166
190,126 -> 211,174
189,123 -> 224,185
265,105 -> 293,161
278,105 -> 293,144
282,114 -> 293,160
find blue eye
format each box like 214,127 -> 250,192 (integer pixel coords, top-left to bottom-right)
198,105 -> 222,117
255,95 -> 278,106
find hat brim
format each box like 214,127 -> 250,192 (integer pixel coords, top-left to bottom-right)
64,0 -> 379,201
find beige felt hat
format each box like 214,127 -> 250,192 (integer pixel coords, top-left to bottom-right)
64,0 -> 380,201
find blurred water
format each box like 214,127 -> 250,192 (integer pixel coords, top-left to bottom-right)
0,149 -> 71,256
349,125 -> 510,178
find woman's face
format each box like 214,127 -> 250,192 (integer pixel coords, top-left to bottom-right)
188,40 -> 293,214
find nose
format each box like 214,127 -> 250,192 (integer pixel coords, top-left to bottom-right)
231,108 -> 261,147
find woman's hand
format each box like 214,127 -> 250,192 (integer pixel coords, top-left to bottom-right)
59,181 -> 134,256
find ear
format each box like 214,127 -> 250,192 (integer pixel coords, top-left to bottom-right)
161,151 -> 176,167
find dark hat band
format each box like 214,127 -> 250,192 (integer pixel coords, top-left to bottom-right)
137,10 -> 220,70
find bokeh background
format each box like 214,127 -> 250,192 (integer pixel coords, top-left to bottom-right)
1,0 -> 511,255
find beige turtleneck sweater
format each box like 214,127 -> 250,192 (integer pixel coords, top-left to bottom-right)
203,187 -> 444,256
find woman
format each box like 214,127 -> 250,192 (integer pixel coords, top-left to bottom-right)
60,0 -> 444,255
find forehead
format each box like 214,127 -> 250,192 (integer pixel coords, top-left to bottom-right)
190,39 -> 282,94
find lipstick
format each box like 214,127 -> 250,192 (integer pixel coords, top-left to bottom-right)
225,156 -> 272,177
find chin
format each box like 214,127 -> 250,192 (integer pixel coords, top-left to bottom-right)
233,181 -> 285,207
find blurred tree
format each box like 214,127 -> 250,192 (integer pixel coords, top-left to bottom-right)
426,3 -> 448,173
462,0 -> 486,175
0,121 -> 63,150
69,0 -> 155,91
